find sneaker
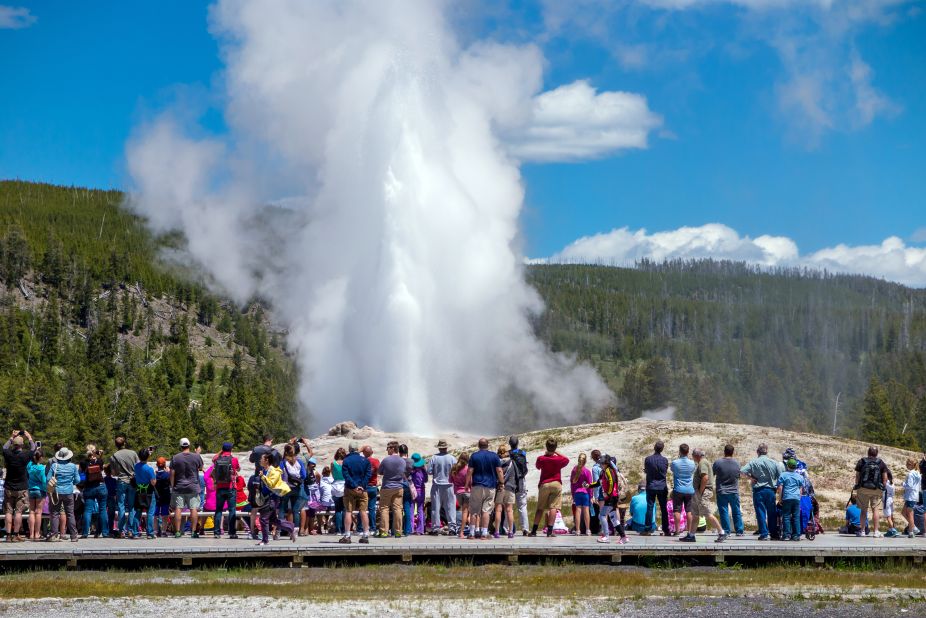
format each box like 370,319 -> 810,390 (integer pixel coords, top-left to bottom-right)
394,532 -> 404,539
191,532 -> 200,539
338,536 -> 352,544
546,528 -> 554,538
174,532 -> 182,539
758,535 -> 769,541
597,536 -> 609,544
873,531 -> 883,538
617,537 -> 629,545
474,531 -> 482,540
735,533 -> 745,537
679,534 -> 696,543
714,534 -> 727,543
228,534 -> 239,540
493,532 -> 500,539
375,531 -> 389,538
507,532 -> 514,539
147,534 -> 156,540
290,529 -> 297,543
855,531 -> 862,537
639,530 -> 652,537
359,535 -> 369,544
522,530 -> 529,537
256,540 -> 268,546
527,531 -> 537,537
70,537 -> 79,543
791,536 -> 801,542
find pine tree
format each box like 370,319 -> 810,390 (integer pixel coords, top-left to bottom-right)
859,377 -> 899,446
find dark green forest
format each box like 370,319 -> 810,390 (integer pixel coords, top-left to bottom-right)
529,261 -> 926,450
1,180 -> 922,455
0,181 -> 298,457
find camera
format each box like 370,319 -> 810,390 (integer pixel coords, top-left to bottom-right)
17,430 -> 25,437
148,446 -> 156,453
35,440 -> 42,448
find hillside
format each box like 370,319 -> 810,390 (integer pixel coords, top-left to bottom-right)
529,262 -> 926,449
0,180 -> 300,456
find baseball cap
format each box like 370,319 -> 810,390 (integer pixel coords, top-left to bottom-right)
222,441 -> 233,451
11,436 -> 23,447
179,438 -> 191,448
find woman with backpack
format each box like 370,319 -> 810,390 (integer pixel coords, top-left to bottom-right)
26,450 -> 46,540
80,445 -> 109,538
570,452 -> 593,536
593,454 -> 629,545
48,447 -> 80,542
279,444 -> 307,533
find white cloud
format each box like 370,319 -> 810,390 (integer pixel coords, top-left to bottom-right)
503,80 -> 663,162
542,223 -> 926,287
0,5 -> 35,29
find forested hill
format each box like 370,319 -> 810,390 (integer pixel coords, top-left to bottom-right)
0,181 -> 299,456
528,262 -> 926,450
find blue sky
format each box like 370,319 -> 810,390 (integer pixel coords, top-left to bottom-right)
1,1 -> 924,279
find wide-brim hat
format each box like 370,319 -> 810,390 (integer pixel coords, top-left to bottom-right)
435,439 -> 448,449
56,447 -> 74,461
411,453 -> 426,467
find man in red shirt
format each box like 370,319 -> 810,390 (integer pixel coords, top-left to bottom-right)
211,441 -> 241,539
362,445 -> 380,535
530,439 -> 569,537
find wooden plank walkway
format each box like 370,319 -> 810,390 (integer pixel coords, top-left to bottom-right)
1,533 -> 925,568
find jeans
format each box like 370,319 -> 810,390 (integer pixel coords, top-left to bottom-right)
645,488 -> 670,534
333,496 -> 344,534
716,492 -> 744,535
215,487 -> 237,536
367,486 -> 379,532
82,484 -> 109,537
753,486 -> 778,538
278,486 -> 305,530
114,481 -> 137,536
430,483 -> 456,530
134,499 -> 155,536
403,486 -> 413,535
781,498 -> 800,539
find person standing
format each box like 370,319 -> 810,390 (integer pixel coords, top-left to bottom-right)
170,438 -> 204,539
249,435 -> 280,467
80,445 -> 109,538
109,436 -> 139,539
854,446 -> 889,537
901,458 -> 921,538
153,457 -> 172,536
212,441 -> 240,539
26,450 -> 47,541
362,445 -> 379,535
3,431 -> 35,543
570,453 -> 593,536
493,445 -> 518,538
508,436 -> 530,535
50,447 -> 80,542
740,443 -> 781,541
409,453 -> 428,535
684,448 -> 724,543
642,441 -> 670,537
427,440 -> 457,535
377,441 -> 407,538
530,439 -> 569,538
279,444 -> 306,534
340,441 -> 372,544
255,452 -> 296,545
594,454 -> 629,545
467,438 -> 504,540
776,458 -> 805,541
133,448 -> 157,539
452,453 -> 471,538
712,444 -> 744,538
670,444 -> 696,539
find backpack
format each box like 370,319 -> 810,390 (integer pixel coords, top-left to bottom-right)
214,455 -> 234,484
46,462 -> 58,496
510,450 -> 528,480
135,482 -> 152,510
860,458 -> 884,490
85,462 -> 103,484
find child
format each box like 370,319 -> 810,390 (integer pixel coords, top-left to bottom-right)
883,469 -> 898,537
843,495 -> 862,536
451,453 -> 471,539
247,472 -> 263,540
409,453 -> 428,535
902,458 -> 922,538
317,466 -> 334,534
256,452 -> 295,545
154,457 -> 172,536
570,452 -> 592,536
593,455 -> 628,545
235,474 -> 251,537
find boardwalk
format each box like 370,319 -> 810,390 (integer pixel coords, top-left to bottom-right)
2,532 -> 924,568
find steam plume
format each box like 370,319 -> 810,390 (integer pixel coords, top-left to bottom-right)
127,0 -> 629,433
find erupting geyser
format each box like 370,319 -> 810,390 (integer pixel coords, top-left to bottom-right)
127,0 -> 619,432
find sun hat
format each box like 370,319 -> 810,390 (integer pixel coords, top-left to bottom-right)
411,453 -> 426,467
435,439 -> 448,449
56,447 -> 74,461
179,438 -> 190,448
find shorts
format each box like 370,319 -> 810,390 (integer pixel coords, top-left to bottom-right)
471,485 -> 496,513
537,482 -> 563,511
27,489 -> 46,500
3,489 -> 27,515
857,487 -> 882,511
883,497 -> 894,517
172,492 -> 202,510
495,488 -> 516,506
690,490 -> 713,518
456,493 -> 470,510
905,500 -> 919,509
154,504 -> 171,517
343,487 -> 369,512
572,492 -> 591,508
672,491 -> 693,512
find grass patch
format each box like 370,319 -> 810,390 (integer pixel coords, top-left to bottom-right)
2,563 -> 925,601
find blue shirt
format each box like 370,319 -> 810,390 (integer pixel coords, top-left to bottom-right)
341,452 -> 372,490
671,457 -> 696,494
777,471 -> 804,501
134,462 -> 155,487
52,461 -> 80,495
846,504 -> 861,527
468,449 -> 502,489
630,492 -> 656,527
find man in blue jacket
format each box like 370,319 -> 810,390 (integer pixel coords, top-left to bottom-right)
340,441 -> 372,544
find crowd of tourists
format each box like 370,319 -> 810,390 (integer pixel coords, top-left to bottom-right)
1,429 -> 924,545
